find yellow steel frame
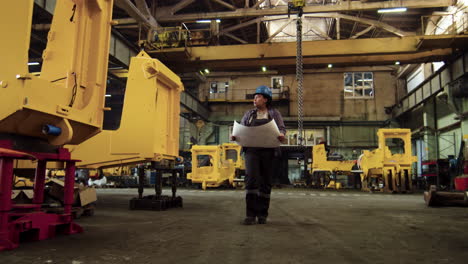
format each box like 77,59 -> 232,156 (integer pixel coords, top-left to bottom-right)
187,144 -> 241,190
311,144 -> 355,189
67,51 -> 183,168
221,143 -> 245,171
0,0 -> 113,145
312,144 -> 355,173
359,128 -> 417,193
154,35 -> 467,61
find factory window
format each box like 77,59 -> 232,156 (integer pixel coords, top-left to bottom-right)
209,81 -> 229,100
344,72 -> 374,99
271,76 -> 283,90
210,81 -> 228,93
210,82 -> 218,93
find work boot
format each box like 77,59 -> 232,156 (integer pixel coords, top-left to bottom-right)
245,193 -> 258,218
242,217 -> 256,225
257,217 -> 267,224
257,196 -> 270,219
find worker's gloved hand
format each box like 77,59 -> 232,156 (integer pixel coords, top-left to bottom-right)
278,133 -> 285,143
230,135 -> 236,141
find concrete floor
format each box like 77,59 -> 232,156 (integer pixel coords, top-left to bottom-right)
1,188 -> 468,264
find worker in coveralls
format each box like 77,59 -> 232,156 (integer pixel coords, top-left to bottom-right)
231,85 -> 286,225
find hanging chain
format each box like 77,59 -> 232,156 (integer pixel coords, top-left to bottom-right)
296,16 -> 304,146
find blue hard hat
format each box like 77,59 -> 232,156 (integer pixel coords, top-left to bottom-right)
255,85 -> 272,98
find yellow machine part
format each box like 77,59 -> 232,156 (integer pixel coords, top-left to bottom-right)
359,128 -> 417,193
66,51 -> 183,168
13,176 -> 35,188
311,144 -> 355,173
292,0 -> 306,8
0,0 -> 113,145
310,144 -> 355,189
187,144 -> 236,190
326,180 -> 342,190
221,143 -> 245,170
154,27 -> 188,49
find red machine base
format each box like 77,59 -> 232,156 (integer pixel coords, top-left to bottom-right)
0,143 -> 83,251
0,212 -> 83,251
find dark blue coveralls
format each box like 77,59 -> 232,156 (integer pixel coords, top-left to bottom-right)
241,108 -> 286,219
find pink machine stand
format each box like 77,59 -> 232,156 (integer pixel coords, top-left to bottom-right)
0,141 -> 83,251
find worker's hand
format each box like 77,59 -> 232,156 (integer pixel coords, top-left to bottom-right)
278,133 -> 285,143
230,135 -> 236,141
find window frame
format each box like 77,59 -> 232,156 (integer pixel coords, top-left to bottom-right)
271,76 -> 283,92
344,72 -> 374,99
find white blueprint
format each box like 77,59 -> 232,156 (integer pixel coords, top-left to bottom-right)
232,120 -> 281,148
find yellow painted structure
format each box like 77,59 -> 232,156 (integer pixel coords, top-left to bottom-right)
151,35 -> 466,61
221,143 -> 245,172
310,144 -> 355,189
359,129 -> 417,193
188,143 -> 245,190
0,0 -> 113,145
151,27 -> 188,49
292,0 -> 306,8
67,51 -> 183,168
312,144 -> 355,174
13,176 -> 35,188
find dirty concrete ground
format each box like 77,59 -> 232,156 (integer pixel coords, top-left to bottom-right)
1,188 -> 468,264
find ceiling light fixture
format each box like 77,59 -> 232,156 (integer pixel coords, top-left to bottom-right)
196,19 -> 221,23
328,64 -> 333,68
262,66 -> 267,72
377,7 -> 407,13
395,61 -> 401,65
28,62 -> 40,66
204,69 -> 210,74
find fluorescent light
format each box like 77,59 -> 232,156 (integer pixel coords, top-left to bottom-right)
196,19 -> 221,23
204,69 -> 210,74
262,66 -> 267,72
328,64 -> 333,68
28,62 -> 40,66
377,7 -> 407,13
105,94 -> 112,97
395,61 -> 401,65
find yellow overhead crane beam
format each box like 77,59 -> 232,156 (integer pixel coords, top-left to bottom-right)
154,35 -> 467,61
199,49 -> 452,69
149,35 -> 468,70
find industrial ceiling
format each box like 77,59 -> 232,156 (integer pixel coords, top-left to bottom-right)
29,0 -> 468,74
